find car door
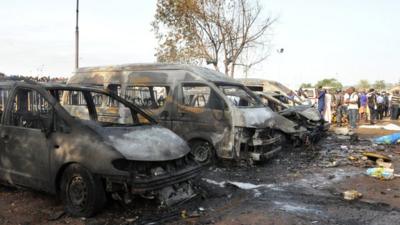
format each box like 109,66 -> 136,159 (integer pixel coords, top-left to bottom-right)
171,82 -> 227,141
0,87 -> 52,190
0,86 -> 11,182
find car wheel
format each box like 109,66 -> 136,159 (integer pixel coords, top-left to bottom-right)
60,164 -> 106,217
190,140 -> 215,165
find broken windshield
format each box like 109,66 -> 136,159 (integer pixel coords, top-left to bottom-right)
218,85 -> 263,108
49,88 -> 152,126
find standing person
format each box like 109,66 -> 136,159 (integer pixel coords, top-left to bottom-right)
376,93 -> 384,120
317,86 -> 326,116
391,90 -> 400,120
287,91 -> 296,106
324,90 -> 333,123
345,87 -> 359,129
359,90 -> 368,122
383,92 -> 390,117
334,89 -> 345,126
367,89 -> 378,124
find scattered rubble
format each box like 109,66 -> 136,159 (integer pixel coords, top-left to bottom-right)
374,133 -> 400,144
366,167 -> 395,180
363,152 -> 392,162
343,190 -> 363,200
360,123 -> 400,131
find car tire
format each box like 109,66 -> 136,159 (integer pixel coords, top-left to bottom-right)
190,140 -> 215,165
60,164 -> 106,217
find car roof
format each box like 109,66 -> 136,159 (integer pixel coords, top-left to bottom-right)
0,80 -> 106,93
72,63 -> 241,85
256,91 -> 282,96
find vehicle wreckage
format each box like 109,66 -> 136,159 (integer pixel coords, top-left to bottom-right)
0,80 -> 201,217
255,91 -> 329,142
68,63 -> 308,164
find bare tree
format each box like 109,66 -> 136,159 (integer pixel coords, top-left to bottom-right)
152,0 -> 275,77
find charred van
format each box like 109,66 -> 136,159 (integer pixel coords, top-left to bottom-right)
68,64 -> 307,164
256,91 -> 329,142
0,80 -> 200,217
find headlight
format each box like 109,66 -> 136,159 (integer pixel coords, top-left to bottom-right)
151,167 -> 167,176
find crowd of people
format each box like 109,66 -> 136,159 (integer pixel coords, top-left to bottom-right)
315,86 -> 400,129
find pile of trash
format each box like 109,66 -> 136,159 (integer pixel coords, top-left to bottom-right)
317,128 -> 400,172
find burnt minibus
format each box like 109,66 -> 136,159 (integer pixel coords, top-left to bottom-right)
68,64 -> 307,164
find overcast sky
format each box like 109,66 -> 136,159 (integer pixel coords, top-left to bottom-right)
0,0 -> 399,88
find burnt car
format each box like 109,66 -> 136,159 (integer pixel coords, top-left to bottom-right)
255,91 -> 329,142
0,80 -> 201,217
67,64 -> 308,165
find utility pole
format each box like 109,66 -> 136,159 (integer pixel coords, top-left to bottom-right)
75,0 -> 79,69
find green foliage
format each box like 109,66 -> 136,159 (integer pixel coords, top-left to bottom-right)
300,83 -> 313,88
357,79 -> 370,90
315,78 -> 343,90
373,80 -> 386,91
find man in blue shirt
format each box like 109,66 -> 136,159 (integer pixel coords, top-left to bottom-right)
317,86 -> 326,116
359,91 -> 368,122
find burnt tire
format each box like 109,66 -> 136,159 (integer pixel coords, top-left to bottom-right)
190,140 -> 215,165
60,164 -> 106,217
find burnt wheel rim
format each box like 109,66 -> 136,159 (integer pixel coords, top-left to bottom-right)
192,143 -> 211,163
68,176 -> 88,210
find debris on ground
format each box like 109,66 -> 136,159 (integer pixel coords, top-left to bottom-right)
334,127 -> 354,136
343,190 -> 363,200
48,210 -> 65,221
360,124 -> 400,131
376,158 -> 393,169
366,167 -> 395,180
363,152 -> 391,162
374,133 -> 400,144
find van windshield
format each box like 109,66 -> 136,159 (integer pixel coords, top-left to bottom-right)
48,88 -> 152,127
217,85 -> 263,108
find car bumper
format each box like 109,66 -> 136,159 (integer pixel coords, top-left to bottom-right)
103,164 -> 202,194
249,145 -> 282,161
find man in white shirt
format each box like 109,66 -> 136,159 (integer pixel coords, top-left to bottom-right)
376,93 -> 384,120
344,87 -> 359,129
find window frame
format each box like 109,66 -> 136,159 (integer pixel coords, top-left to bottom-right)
0,87 -> 10,124
48,87 -> 156,126
124,85 -> 170,109
6,87 -> 54,130
180,82 -> 226,110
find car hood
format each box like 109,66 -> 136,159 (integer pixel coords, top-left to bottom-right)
234,107 -> 307,134
280,105 -> 322,121
89,123 -> 190,161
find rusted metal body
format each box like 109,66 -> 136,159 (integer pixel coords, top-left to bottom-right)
68,64 -> 307,162
0,80 -> 200,210
256,91 -> 329,142
238,78 -> 293,95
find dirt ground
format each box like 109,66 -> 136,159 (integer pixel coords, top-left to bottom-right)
2,119 -> 400,225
